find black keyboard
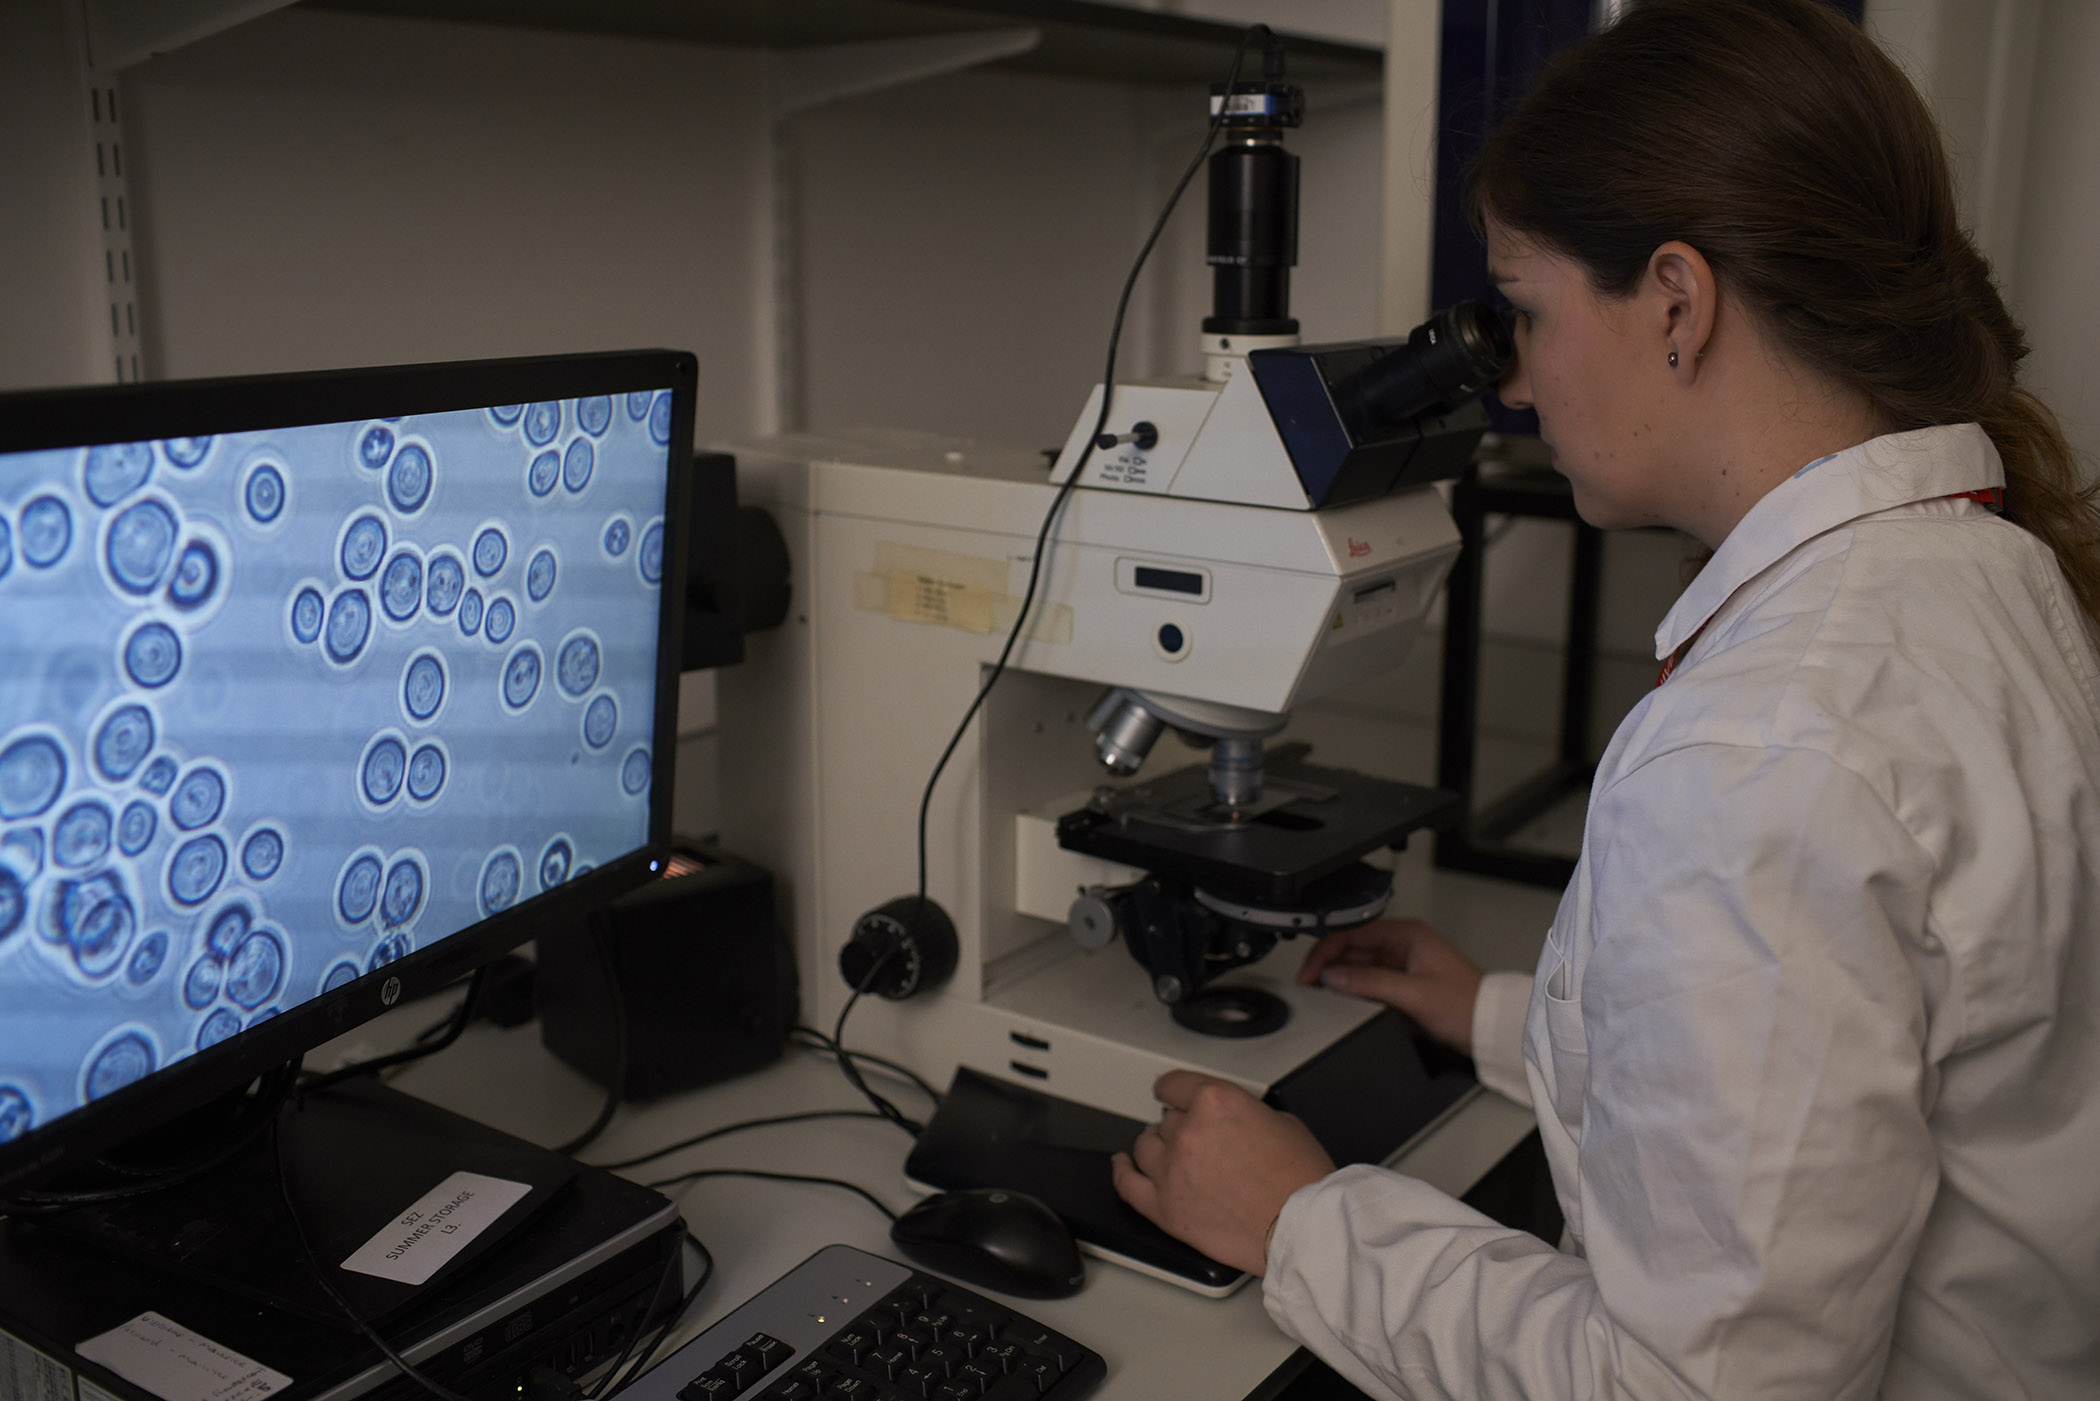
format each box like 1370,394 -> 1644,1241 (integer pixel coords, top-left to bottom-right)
611,1244 -> 1104,1401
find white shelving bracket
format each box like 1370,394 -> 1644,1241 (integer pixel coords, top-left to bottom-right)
83,0 -> 299,71
774,27 -> 1043,116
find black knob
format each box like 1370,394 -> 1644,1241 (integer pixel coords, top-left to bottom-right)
840,897 -> 959,1000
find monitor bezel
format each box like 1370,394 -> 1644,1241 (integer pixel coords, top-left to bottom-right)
0,349 -> 696,1195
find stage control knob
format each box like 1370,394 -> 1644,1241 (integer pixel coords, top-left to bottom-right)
1067,888 -> 1119,951
840,896 -> 959,1000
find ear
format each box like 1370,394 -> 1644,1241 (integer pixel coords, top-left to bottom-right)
1646,241 -> 1717,380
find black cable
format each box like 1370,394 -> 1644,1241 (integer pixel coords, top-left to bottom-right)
550,923 -> 629,1157
300,965 -> 488,1094
790,1026 -> 942,1108
907,24 -> 1271,913
2,1059 -> 302,1214
584,1226 -> 692,1400
589,1110 -> 891,1174
645,1168 -> 900,1224
272,1114 -> 473,1401
828,942 -> 922,1135
600,1230 -> 714,1396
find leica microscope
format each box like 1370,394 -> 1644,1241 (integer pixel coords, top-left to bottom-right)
715,64 -> 1511,1285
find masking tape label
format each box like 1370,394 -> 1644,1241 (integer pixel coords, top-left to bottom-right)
75,1314 -> 288,1401
856,541 -> 1070,644
339,1170 -> 531,1286
2,1327 -> 76,1401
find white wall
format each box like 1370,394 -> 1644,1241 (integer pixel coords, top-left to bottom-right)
1868,0 -> 2099,475
2008,0 -> 2100,470
0,1 -> 114,390
120,10 -> 771,443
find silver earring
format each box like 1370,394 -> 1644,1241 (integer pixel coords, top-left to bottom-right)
1668,350 -> 1679,368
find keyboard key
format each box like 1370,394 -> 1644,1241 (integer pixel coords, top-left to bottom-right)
976,1344 -> 1021,1375
757,1384 -> 815,1401
677,1379 -> 737,1401
745,1335 -> 793,1370
855,1313 -> 895,1345
956,1361 -> 1002,1392
947,1323 -> 993,1356
828,1379 -> 876,1400
714,1353 -> 764,1391
827,1328 -> 875,1365
918,1344 -> 967,1378
1011,1358 -> 1058,1393
892,1329 -> 934,1361
896,1365 -> 943,1398
863,1346 -> 910,1382
911,1313 -> 955,1341
931,1383 -> 980,1401
787,1360 -> 834,1394
978,1378 -> 1040,1401
1009,1329 -> 1080,1374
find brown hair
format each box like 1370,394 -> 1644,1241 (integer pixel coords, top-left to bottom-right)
1465,0 -> 2100,625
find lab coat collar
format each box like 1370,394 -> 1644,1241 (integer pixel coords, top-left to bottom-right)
1654,423 -> 2003,660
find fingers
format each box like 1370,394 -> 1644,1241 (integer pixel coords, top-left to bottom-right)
1152,1068 -> 1227,1112
1296,918 -> 1441,985
1111,1151 -> 1160,1220
1313,962 -> 1431,1018
1129,1121 -> 1169,1178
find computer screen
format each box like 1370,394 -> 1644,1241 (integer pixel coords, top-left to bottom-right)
0,350 -> 695,1194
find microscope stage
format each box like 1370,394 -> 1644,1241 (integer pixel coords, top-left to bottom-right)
1054,751 -> 1460,907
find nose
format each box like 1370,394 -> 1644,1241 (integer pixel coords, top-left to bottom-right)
1497,337 -> 1532,412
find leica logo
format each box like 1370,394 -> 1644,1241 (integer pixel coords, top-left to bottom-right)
1347,537 -> 1372,558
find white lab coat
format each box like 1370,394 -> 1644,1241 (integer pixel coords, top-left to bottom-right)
1263,425 -> 2100,1399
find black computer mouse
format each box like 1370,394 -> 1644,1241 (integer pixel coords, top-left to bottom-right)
889,1187 -> 1085,1299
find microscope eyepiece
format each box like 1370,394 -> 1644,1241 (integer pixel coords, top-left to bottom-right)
1335,300 -> 1516,435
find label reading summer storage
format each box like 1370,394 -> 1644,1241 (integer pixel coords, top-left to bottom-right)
339,1171 -> 531,1286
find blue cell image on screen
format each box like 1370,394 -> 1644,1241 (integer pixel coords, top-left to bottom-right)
167,539 -> 220,612
0,392 -> 668,1132
527,450 -> 559,499
245,464 -> 285,524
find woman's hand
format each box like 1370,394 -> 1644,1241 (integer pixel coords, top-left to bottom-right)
1111,1070 -> 1335,1276
1297,918 -> 1484,1054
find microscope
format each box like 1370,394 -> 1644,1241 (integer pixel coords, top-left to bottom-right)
715,69 -> 1511,1234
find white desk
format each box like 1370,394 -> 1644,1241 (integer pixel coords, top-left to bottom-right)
382,857 -> 1560,1399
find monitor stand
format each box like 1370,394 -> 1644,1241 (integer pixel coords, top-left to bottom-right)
27,1077 -> 580,1327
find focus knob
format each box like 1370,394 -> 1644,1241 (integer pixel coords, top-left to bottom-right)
840,896 -> 959,1000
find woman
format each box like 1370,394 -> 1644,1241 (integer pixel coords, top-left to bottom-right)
1109,1 -> 2100,1396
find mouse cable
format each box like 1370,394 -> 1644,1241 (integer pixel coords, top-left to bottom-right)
906,24 -> 1271,913
646,1167 -> 900,1224
791,1025 -> 943,1108
595,1228 -> 715,1398
273,1115 -> 475,1401
589,1109 -> 892,1174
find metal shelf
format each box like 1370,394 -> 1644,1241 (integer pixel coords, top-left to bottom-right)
300,0 -> 1384,86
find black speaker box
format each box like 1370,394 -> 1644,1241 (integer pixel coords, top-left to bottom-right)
537,843 -> 798,1100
